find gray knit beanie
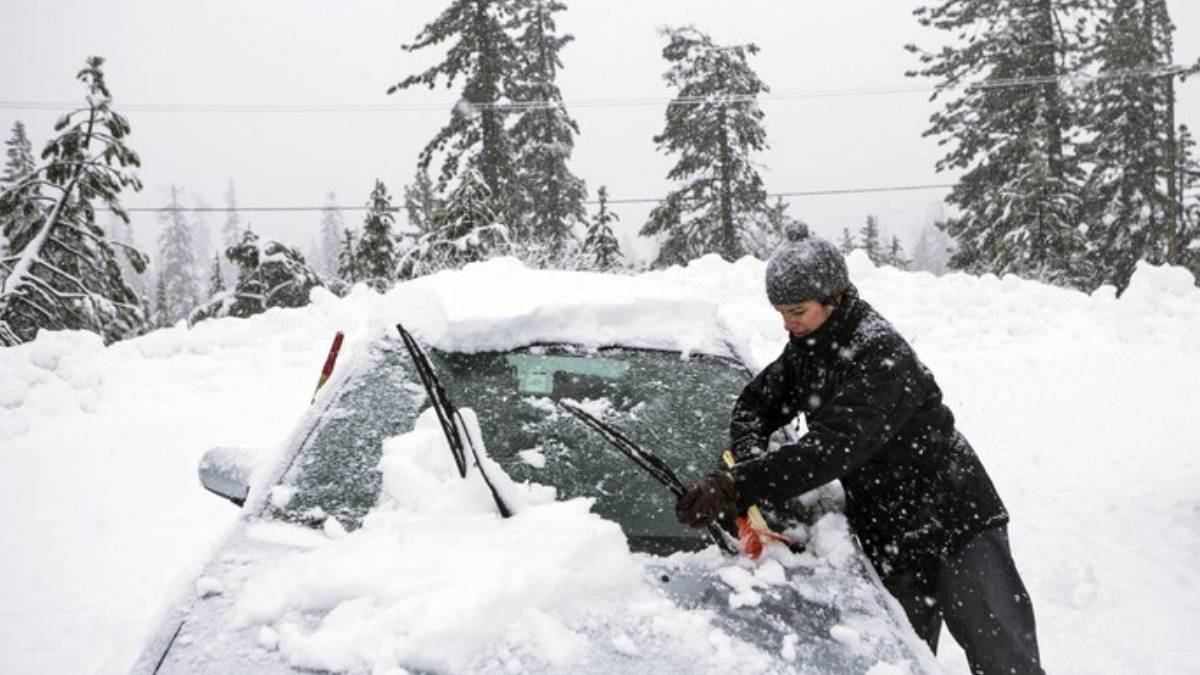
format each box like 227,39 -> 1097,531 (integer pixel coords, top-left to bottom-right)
765,222 -> 850,305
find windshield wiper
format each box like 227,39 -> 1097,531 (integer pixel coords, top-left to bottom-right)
557,400 -> 736,555
396,323 -> 513,518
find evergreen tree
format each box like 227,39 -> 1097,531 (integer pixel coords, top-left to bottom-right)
641,27 -> 771,265
911,218 -> 957,275
838,227 -> 857,255
208,252 -> 225,297
509,0 -> 587,261
337,229 -> 359,284
859,215 -> 885,265
1176,124 -> 1200,281
389,0 -> 523,221
318,191 -> 344,278
355,180 -> 398,291
154,270 -> 169,329
0,56 -> 148,346
412,168 -> 509,274
403,166 -> 440,236
578,186 -> 622,271
886,235 -> 912,270
190,230 -> 322,323
156,185 -> 201,325
907,0 -> 1091,287
1,121 -> 42,257
1079,0 -> 1194,290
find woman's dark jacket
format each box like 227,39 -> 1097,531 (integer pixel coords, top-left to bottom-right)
728,288 -> 1008,575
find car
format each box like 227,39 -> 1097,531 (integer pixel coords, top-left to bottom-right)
131,304 -> 937,674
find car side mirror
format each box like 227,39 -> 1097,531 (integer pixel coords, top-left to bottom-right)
198,447 -> 260,507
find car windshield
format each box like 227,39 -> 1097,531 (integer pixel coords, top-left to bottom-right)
271,339 -> 750,555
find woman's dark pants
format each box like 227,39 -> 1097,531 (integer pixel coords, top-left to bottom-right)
882,526 -> 1045,675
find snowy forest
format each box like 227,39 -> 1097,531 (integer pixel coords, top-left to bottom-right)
2,0 -> 1198,347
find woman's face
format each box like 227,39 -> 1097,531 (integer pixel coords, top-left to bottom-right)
774,300 -> 834,338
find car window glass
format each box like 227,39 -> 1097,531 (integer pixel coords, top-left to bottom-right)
430,346 -> 750,555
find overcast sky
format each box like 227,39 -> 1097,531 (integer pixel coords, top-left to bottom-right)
4,0 -> 1200,263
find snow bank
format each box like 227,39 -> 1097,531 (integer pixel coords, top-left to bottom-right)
1,254 -> 1198,674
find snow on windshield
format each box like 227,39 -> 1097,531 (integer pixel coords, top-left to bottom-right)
238,408 -> 814,674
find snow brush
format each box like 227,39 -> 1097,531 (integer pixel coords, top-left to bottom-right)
721,449 -> 793,560
557,401 -> 737,554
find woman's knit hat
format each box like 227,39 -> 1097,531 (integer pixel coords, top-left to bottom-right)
765,222 -> 850,305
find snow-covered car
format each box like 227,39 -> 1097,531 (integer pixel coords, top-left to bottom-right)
132,292 -> 937,674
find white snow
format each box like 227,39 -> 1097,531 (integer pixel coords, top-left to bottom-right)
0,253 -> 1198,674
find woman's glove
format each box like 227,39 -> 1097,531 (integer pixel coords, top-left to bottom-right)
675,471 -> 737,528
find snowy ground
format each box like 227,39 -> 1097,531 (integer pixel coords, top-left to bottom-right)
1,252 -> 1198,674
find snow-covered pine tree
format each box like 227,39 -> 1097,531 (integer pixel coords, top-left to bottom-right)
0,57 -> 148,346
508,0 -> 586,263
1176,124 -> 1200,281
318,191 -> 344,278
355,180 -> 398,292
578,185 -> 622,271
207,252 -> 225,296
911,218 -> 956,275
156,185 -> 201,325
403,166 -> 440,237
1,121 -> 42,257
838,227 -> 857,255
190,230 -> 322,323
859,215 -> 885,265
907,0 -> 1091,288
153,270 -> 169,329
337,229 -> 359,285
641,27 -> 771,266
1079,0 -> 1194,291
412,168 -> 509,274
389,0 -> 523,222
886,235 -> 912,270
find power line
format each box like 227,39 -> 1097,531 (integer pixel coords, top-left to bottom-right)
123,182 -> 958,214
1,64 -> 1189,114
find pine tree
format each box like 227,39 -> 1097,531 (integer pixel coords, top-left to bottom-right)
1079,0 -> 1194,290
907,0 -> 1091,288
578,186 -> 622,271
508,0 -> 586,262
403,166 -> 440,236
412,168 -> 509,274
154,271 -> 169,329
389,0 -> 523,221
641,27 -> 771,265
886,235 -> 912,270
191,230 -> 322,323
911,218 -> 957,275
1,121 -> 42,257
337,228 -> 359,284
189,193 -> 212,281
318,191 -> 344,278
355,180 -> 398,291
208,252 -> 225,297
156,186 -> 201,325
838,227 -> 857,255
859,215 -> 885,265
0,56 -> 148,346
1176,124 -> 1200,281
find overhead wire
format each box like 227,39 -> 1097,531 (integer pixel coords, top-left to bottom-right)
0,63 -> 1190,114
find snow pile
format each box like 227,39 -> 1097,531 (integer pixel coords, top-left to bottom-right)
1,254 -> 1198,674
231,409 -> 776,674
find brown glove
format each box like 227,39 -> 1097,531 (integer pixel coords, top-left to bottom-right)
675,472 -> 737,529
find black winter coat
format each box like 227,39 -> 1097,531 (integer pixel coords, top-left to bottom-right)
728,288 -> 1008,575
